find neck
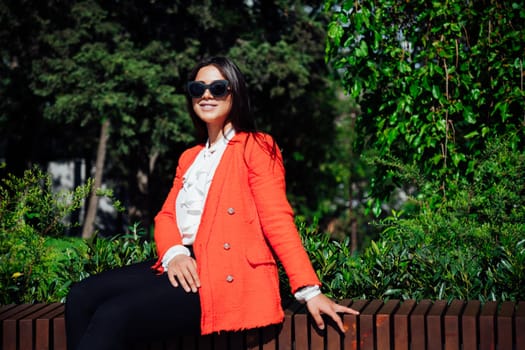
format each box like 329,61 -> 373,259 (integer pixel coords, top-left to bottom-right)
207,122 -> 232,146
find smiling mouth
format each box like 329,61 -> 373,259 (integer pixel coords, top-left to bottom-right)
199,103 -> 217,110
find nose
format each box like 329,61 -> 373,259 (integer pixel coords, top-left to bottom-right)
201,88 -> 213,99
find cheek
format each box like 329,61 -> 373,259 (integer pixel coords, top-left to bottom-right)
192,101 -> 199,113
225,97 -> 233,112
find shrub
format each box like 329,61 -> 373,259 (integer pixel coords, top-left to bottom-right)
0,167 -> 90,303
0,168 -> 155,303
300,136 -> 524,301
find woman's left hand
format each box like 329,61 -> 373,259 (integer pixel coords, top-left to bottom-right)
305,293 -> 359,333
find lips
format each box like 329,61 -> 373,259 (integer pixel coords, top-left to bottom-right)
199,102 -> 218,111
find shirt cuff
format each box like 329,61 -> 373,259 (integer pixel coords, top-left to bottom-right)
294,285 -> 321,302
161,245 -> 191,271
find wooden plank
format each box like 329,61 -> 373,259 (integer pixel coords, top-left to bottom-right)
309,314 -> 325,350
461,300 -> 480,350
36,305 -> 65,350
342,299 -> 368,350
444,300 -> 464,350
427,300 -> 447,350
376,299 -> 399,350
293,304 -> 309,350
280,300 -> 302,350
0,304 -> 33,320
410,299 -> 432,350
479,301 -> 497,350
394,299 -> 416,350
325,299 -> 351,350
325,315 -> 340,350
496,301 -> 515,350
516,301 -> 525,350
3,303 -> 47,350
19,303 -> 62,350
53,326 -> 68,350
0,305 -> 17,318
360,299 -> 383,350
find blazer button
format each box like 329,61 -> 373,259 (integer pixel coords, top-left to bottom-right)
223,243 -> 231,250
227,207 -> 235,215
226,275 -> 234,283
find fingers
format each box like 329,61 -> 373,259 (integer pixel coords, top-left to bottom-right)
306,294 -> 360,333
326,308 -> 347,333
168,270 -> 179,288
310,309 -> 326,330
167,255 -> 201,293
335,304 -> 360,315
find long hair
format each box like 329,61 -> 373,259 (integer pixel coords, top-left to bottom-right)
185,56 -> 257,144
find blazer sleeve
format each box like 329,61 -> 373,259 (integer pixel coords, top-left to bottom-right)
245,133 -> 321,293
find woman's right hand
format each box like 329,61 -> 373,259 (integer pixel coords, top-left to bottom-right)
167,254 -> 201,293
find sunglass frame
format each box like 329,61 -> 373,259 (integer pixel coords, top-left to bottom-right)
187,80 -> 230,98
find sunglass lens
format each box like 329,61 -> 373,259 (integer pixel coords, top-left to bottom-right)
188,82 -> 205,98
209,81 -> 228,97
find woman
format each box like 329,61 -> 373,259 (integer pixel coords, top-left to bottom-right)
65,56 -> 358,350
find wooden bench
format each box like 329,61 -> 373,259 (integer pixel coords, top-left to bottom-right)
2,299 -> 524,349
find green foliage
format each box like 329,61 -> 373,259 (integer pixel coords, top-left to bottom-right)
0,167 -> 89,303
31,0 -> 195,157
0,168 -> 155,303
296,217 -> 360,299
2,0 -> 346,230
81,223 -> 156,276
0,166 -> 91,237
326,0 -> 525,202
298,137 -> 524,301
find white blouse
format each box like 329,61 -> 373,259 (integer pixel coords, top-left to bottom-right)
161,127 -> 235,270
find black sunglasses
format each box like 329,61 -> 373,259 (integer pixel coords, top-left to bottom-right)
187,80 -> 230,98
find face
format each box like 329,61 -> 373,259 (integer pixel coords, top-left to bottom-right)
191,65 -> 232,129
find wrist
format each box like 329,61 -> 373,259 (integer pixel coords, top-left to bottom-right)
162,245 -> 191,271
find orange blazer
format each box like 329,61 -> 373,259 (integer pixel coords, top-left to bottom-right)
153,132 -> 321,335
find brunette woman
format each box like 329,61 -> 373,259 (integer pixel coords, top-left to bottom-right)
65,56 -> 358,350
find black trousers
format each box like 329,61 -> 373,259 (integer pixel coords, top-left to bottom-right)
65,258 -> 201,350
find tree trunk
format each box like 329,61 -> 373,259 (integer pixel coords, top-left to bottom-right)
81,118 -> 110,239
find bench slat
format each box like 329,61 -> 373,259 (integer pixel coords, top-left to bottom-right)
515,301 -> 525,350
444,299 -> 464,350
376,299 -> 399,350
394,299 -> 416,350
360,299 -> 383,350
427,300 -> 447,350
280,300 -> 301,350
19,303 -> 63,350
497,301 -> 515,350
3,303 -> 49,350
479,300 -> 498,350
410,299 -> 432,350
462,300 -> 481,350
343,299 -> 368,350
